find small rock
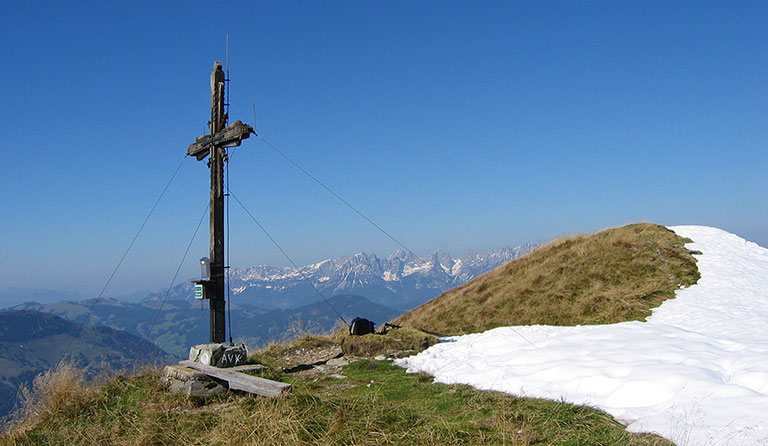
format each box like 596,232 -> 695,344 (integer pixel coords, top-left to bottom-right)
164,364 -> 207,381
391,350 -> 416,358
373,355 -> 386,361
162,364 -> 228,398
185,379 -> 227,398
327,357 -> 350,367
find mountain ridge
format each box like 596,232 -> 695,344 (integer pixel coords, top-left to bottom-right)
145,245 -> 535,311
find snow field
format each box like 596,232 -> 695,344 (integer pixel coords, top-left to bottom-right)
396,226 -> 768,445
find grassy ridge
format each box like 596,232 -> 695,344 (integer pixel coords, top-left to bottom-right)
2,359 -> 672,445
396,223 -> 699,335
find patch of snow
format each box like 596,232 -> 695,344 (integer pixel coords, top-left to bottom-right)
439,261 -> 454,274
450,259 -> 463,276
403,262 -> 431,276
317,276 -> 330,283
382,271 -> 399,282
311,259 -> 331,270
396,226 -> 768,446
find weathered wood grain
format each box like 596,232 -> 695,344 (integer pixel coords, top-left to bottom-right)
180,360 -> 291,397
187,120 -> 254,160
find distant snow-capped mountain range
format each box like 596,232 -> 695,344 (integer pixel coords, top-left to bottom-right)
146,245 -> 536,311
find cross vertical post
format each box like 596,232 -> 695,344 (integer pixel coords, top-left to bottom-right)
187,61 -> 255,344
209,60 -> 226,343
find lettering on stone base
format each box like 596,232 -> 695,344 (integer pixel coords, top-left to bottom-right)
217,344 -> 247,367
189,343 -> 248,368
219,350 -> 247,367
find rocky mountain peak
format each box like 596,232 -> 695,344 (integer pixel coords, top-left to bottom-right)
145,244 -> 536,311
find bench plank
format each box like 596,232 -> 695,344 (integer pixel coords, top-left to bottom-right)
180,360 -> 291,397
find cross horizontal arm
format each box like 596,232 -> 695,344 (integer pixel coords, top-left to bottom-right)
187,121 -> 256,160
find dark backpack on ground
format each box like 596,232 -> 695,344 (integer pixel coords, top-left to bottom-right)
349,317 -> 376,336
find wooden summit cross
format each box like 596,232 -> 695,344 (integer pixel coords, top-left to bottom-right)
187,61 -> 254,343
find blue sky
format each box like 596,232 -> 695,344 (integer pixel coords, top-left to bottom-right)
1,1 -> 766,298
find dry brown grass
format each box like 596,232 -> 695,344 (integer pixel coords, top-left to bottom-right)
0,367 -> 310,446
3,361 -> 94,440
396,223 -> 699,335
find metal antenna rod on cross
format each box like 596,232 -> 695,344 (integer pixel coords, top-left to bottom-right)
187,61 -> 254,343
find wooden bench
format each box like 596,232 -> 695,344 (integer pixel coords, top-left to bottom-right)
180,360 -> 291,397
